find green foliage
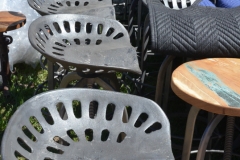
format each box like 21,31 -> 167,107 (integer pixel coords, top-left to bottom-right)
0,63 -> 47,141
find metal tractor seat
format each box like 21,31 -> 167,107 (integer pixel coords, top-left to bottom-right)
27,0 -> 116,19
1,88 -> 174,160
29,14 -> 141,90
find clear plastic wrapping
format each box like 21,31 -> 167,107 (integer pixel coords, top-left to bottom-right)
0,0 -> 41,71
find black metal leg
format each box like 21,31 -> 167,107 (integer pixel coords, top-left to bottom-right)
0,33 -> 13,95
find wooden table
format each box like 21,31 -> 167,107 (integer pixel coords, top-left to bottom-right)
0,11 -> 26,94
0,11 -> 26,32
171,58 -> 240,160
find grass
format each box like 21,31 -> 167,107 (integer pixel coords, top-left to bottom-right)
0,63 -> 47,140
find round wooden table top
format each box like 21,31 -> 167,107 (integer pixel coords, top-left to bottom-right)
171,58 -> 240,116
0,11 -> 26,32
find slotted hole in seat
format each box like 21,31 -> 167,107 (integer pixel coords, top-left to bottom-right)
122,106 -> 132,123
145,122 -> 162,134
39,29 -> 48,40
67,129 -> 79,142
101,129 -> 109,141
55,42 -> 66,47
14,151 -> 28,160
83,68 -> 90,72
95,69 -> 104,73
74,38 -> 80,45
86,23 -> 92,33
34,4 -> 40,9
44,158 -> 53,160
108,70 -> 116,73
113,33 -> 124,39
29,116 -> 44,133
56,102 -> 68,120
36,33 -> 46,44
53,136 -> 70,146
46,146 -> 64,154
106,103 -> 115,121
62,39 -> 71,45
134,113 -> 148,128
44,24 -> 53,35
48,7 -> 57,11
72,100 -> 82,118
66,1 -> 71,6
36,43 -> 45,52
36,38 -> 45,49
53,22 -> 62,33
33,0 -> 40,8
50,4 -> 59,8
89,101 -> 98,119
96,39 -> 102,45
117,132 -> 126,143
53,52 -> 64,56
56,1 -> 63,6
97,24 -> 103,34
63,21 -> 71,33
106,27 -> 115,36
53,47 -> 64,51
85,129 -> 93,141
75,22 -> 81,33
22,126 -> 37,142
85,39 -> 91,45
84,2 -> 89,6
75,1 -> 80,6
17,137 -> 32,153
69,66 -> 76,71
41,107 -> 54,125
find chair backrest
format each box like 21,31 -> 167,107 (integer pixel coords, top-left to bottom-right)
1,89 -> 174,160
28,14 -> 141,74
27,0 -> 115,19
160,0 -> 196,9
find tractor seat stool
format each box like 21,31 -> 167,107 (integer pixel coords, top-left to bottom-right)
171,58 -> 240,160
27,0 -> 116,19
0,11 -> 26,96
1,88 -> 174,160
28,14 -> 141,91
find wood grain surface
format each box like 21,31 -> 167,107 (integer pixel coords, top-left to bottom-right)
171,58 -> 240,116
0,11 -> 26,32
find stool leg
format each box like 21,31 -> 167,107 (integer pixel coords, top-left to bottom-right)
47,60 -> 55,90
182,106 -> 200,160
196,114 -> 225,160
155,55 -> 175,110
137,0 -> 142,49
0,33 -> 12,94
162,60 -> 173,113
223,116 -> 235,160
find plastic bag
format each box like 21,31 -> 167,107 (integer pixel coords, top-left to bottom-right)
0,0 -> 41,71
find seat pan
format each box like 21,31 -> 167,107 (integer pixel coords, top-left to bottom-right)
1,89 -> 174,160
0,11 -> 26,32
171,58 -> 240,116
29,14 -> 141,74
28,0 -> 115,19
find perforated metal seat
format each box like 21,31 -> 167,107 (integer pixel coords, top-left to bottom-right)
29,14 -> 141,75
27,0 -> 116,19
1,88 -> 174,160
